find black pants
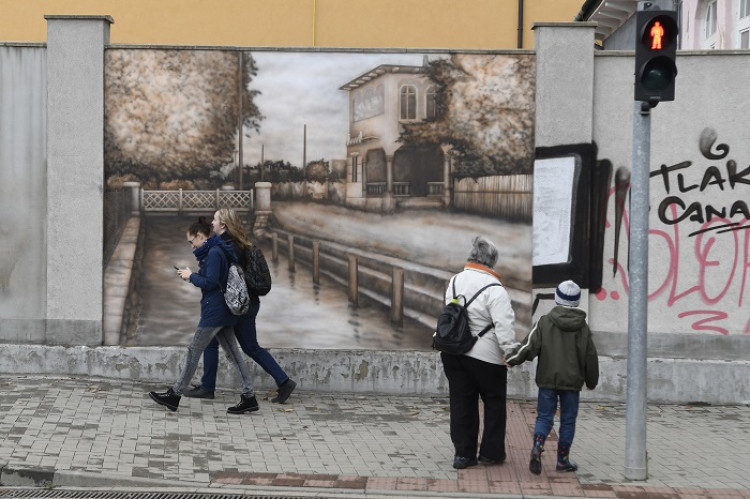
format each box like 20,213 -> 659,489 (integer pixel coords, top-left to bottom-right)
441,353 -> 508,461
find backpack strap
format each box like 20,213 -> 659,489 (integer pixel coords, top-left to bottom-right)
215,244 -> 233,292
465,283 -> 502,308
465,282 -> 503,339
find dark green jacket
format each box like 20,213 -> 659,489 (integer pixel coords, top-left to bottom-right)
506,306 -> 599,391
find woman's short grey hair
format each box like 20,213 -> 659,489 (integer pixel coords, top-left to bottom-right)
467,236 -> 498,267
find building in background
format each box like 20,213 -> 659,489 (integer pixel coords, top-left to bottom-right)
580,0 -> 750,49
0,0 -> 581,48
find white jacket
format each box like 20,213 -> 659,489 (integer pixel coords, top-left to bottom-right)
445,264 -> 518,365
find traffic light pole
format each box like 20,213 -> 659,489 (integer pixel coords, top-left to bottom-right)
625,99 -> 651,481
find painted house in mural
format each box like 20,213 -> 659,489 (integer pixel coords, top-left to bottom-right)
340,63 -> 449,212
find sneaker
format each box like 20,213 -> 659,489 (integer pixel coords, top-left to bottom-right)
183,385 -> 215,399
478,454 -> 505,465
452,456 -> 478,469
227,394 -> 259,414
271,378 -> 297,404
148,388 -> 180,412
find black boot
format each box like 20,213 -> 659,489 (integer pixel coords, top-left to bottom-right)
149,388 -> 180,412
556,443 -> 578,472
271,378 -> 297,404
529,433 -> 546,475
227,394 -> 259,414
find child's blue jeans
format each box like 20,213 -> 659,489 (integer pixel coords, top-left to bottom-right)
534,388 -> 580,446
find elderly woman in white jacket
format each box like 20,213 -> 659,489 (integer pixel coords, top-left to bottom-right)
441,235 -> 519,470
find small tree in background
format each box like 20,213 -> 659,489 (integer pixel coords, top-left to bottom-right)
304,159 -> 330,182
105,50 -> 263,183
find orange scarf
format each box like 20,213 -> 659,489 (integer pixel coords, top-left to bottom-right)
464,262 -> 503,283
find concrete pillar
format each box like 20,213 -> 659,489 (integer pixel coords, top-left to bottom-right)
532,22 -> 596,147
45,15 -> 113,346
253,181 -> 273,239
255,181 -> 272,211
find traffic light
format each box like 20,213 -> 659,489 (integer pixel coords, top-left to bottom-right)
634,9 -> 678,104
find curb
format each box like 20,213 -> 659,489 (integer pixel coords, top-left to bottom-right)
0,464 -> 208,489
0,465 -> 537,499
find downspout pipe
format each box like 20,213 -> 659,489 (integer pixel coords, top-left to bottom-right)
517,0 -> 524,48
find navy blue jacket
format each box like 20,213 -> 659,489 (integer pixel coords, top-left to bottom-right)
189,241 -> 239,327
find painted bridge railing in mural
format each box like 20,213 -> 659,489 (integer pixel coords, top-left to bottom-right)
266,228 -> 532,335
140,189 -> 254,213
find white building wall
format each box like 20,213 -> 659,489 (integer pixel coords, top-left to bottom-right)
681,0 -> 750,49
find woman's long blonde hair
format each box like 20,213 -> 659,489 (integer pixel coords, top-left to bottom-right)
216,208 -> 252,250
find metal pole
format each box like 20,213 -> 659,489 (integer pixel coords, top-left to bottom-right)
625,99 -> 650,481
238,52 -> 244,190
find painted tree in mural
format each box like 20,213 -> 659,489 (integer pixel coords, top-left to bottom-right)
400,54 -> 535,177
104,50 -> 262,184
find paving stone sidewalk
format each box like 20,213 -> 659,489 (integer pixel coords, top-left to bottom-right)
1,375 -> 749,498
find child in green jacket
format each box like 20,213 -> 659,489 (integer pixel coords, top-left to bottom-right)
506,280 -> 599,475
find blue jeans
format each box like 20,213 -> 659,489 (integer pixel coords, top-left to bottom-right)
172,325 -> 254,397
200,300 -> 289,391
534,388 -> 580,447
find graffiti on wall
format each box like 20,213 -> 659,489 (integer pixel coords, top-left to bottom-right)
594,128 -> 750,335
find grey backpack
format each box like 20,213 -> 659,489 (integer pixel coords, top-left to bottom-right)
218,247 -> 250,316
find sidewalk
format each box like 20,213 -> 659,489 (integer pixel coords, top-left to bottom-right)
1,375 -> 749,498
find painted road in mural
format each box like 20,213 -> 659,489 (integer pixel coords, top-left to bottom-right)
128,215 -> 434,350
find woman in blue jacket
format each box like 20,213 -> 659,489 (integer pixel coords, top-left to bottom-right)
183,208 -> 296,404
148,217 -> 258,414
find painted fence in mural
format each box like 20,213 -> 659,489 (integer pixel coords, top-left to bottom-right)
453,174 -> 533,222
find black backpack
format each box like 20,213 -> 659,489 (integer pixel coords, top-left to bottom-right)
244,244 -> 272,296
433,277 -> 502,355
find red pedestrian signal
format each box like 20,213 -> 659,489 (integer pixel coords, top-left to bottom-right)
649,21 -> 664,49
635,10 -> 678,104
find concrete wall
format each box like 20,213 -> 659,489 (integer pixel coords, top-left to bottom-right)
1,17 -> 749,403
529,23 -> 750,403
1,344 -> 747,405
0,44 -> 47,342
590,50 -> 750,338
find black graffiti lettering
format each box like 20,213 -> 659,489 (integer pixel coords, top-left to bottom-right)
658,196 -> 749,228
688,207 -> 705,223
705,204 -> 726,220
677,173 -> 699,193
700,166 -> 726,191
699,128 -> 730,160
651,161 -> 691,193
729,200 -> 750,219
659,196 -> 690,224
727,160 -> 750,188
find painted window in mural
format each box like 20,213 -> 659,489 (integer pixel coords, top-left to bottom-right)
103,49 -> 535,350
426,86 -> 437,121
400,85 -> 417,121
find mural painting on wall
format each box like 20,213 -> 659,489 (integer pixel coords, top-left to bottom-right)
103,49 -> 535,349
541,129 -> 749,336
